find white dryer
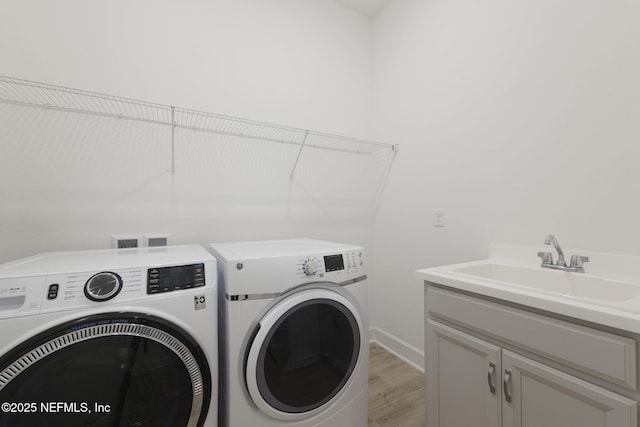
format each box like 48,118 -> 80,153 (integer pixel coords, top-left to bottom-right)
0,245 -> 216,427
210,239 -> 368,427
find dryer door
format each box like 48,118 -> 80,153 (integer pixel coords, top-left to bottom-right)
0,312 -> 211,427
245,287 -> 363,421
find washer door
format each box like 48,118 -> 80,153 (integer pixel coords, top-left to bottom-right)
0,312 -> 211,427
245,288 -> 362,421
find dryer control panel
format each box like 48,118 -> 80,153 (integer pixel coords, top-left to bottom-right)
297,249 -> 365,280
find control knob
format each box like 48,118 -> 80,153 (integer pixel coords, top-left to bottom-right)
84,272 -> 123,302
303,259 -> 319,276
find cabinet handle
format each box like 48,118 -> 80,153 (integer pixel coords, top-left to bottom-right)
487,362 -> 496,394
504,369 -> 512,403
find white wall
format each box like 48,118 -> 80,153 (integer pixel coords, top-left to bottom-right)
370,0 -> 640,367
5,0 -> 638,369
0,0 -> 378,261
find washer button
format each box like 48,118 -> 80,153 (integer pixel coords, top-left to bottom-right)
47,284 -> 59,300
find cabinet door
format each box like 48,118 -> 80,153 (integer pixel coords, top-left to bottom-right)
502,350 -> 637,427
426,320 -> 502,427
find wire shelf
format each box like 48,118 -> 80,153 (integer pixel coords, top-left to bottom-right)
0,75 -> 397,217
0,75 -> 397,157
0,75 -> 171,126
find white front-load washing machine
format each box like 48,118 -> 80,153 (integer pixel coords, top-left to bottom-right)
210,239 -> 368,427
0,245 -> 217,427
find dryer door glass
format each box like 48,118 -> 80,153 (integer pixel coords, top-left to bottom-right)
255,298 -> 360,414
0,313 -> 211,427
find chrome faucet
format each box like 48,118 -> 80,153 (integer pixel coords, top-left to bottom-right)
537,234 -> 589,273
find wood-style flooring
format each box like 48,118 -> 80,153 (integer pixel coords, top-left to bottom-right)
368,343 -> 425,426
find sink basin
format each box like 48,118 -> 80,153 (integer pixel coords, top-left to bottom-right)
450,263 -> 640,303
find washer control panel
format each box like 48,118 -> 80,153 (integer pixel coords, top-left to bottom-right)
297,250 -> 365,279
147,263 -> 205,294
36,262 -> 208,311
0,245 -> 215,317
45,268 -> 145,305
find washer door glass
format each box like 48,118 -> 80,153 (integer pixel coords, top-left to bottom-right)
0,313 -> 211,427
246,289 -> 362,420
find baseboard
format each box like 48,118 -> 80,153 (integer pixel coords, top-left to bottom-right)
369,327 -> 425,373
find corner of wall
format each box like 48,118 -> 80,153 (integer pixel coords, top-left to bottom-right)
369,326 -> 425,372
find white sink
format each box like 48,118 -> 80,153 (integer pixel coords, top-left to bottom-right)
450,263 -> 640,303
417,244 -> 640,333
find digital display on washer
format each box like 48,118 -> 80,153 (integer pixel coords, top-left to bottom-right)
324,254 -> 344,272
147,263 -> 205,294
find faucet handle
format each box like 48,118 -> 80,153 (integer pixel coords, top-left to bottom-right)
570,255 -> 589,269
537,252 -> 553,265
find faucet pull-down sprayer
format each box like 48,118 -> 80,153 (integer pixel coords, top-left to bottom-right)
544,234 -> 566,266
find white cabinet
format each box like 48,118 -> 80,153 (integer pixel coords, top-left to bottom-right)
425,286 -> 638,427
426,320 -> 501,427
503,351 -> 636,427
